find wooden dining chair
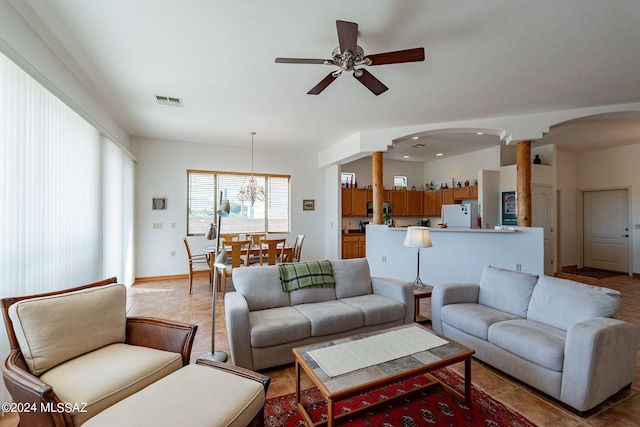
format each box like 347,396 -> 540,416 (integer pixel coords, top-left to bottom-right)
244,234 -> 267,265
183,238 -> 212,293
217,240 -> 250,292
257,238 -> 286,266
219,233 -> 240,246
289,234 -> 305,262
248,233 -> 266,245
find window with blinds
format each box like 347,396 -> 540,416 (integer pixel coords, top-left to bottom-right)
187,170 -> 290,235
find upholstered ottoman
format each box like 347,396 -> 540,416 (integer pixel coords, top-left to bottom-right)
83,360 -> 269,427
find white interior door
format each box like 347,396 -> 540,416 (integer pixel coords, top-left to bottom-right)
583,189 -> 629,273
532,185 -> 554,276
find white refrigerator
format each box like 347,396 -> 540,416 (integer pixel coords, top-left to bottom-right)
441,203 -> 478,228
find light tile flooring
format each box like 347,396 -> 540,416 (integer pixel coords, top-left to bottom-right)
1,272 -> 639,427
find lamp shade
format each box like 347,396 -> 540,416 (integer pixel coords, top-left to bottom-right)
217,200 -> 230,217
403,226 -> 433,248
213,249 -> 228,268
205,223 -> 216,240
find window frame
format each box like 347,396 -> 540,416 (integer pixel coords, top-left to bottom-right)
187,169 -> 291,236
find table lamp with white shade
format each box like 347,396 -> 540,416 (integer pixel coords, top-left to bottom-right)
403,226 -> 433,288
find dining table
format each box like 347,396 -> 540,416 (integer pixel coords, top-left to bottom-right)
202,243 -> 294,265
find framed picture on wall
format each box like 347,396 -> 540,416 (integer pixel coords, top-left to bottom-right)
502,191 -> 517,225
152,197 -> 167,210
303,199 -> 315,211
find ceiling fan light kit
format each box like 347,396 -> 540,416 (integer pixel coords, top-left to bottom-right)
275,20 -> 425,96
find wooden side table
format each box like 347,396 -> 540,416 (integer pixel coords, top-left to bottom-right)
413,285 -> 433,323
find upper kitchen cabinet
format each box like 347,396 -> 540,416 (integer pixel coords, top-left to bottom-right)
341,188 -> 368,217
389,190 -> 407,216
442,188 -> 455,205
453,185 -> 478,201
406,190 -> 423,216
423,190 -> 442,217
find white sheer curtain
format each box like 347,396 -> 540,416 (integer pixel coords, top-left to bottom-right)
0,52 -> 134,405
103,136 -> 135,286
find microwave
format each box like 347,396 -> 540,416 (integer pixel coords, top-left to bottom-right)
366,202 -> 392,217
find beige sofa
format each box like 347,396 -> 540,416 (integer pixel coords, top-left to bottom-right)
225,258 -> 414,371
431,265 -> 640,413
2,278 -> 269,426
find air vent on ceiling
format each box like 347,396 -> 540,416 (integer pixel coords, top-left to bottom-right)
155,95 -> 183,107
410,143 -> 425,148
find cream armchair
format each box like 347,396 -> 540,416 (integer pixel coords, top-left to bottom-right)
2,277 -> 269,427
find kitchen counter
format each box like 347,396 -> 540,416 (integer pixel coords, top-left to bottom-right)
366,224 -> 543,285
386,227 -> 516,233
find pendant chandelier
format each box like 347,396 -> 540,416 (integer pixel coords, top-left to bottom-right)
238,132 -> 265,206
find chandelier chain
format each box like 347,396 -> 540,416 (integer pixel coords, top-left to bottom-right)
238,132 -> 265,206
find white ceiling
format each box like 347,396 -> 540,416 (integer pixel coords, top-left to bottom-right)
14,0 -> 640,161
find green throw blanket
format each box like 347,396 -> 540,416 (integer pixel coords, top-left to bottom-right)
278,260 -> 336,292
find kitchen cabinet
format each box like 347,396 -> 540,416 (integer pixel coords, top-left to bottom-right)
423,190 -> 443,217
351,188 -> 367,216
442,188 -> 455,205
342,234 -> 366,259
433,190 -> 443,216
453,185 -> 478,201
341,188 -> 368,217
470,185 -> 478,198
453,186 -> 470,200
406,190 -> 423,216
389,190 -> 407,216
341,188 -> 352,216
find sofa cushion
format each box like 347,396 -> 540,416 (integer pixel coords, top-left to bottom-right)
8,283 -> 126,375
83,363 -> 265,427
332,258 -> 373,299
39,343 -> 182,426
477,265 -> 539,318
249,306 -> 310,348
232,265 -> 291,311
341,294 -> 405,326
488,319 -> 567,371
294,300 -> 364,336
527,275 -> 621,331
440,303 -> 522,340
289,286 -> 337,306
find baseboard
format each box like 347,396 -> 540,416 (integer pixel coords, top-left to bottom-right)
134,274 -> 189,283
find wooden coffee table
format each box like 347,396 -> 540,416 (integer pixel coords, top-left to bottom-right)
292,324 -> 475,427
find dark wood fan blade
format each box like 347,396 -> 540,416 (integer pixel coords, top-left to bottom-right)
365,47 -> 425,66
307,73 -> 338,95
275,58 -> 328,64
336,20 -> 358,54
353,69 -> 388,95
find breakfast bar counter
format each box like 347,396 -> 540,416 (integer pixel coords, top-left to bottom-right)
365,224 -> 544,286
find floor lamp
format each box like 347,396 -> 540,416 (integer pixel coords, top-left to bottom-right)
201,195 -> 230,362
403,226 -> 433,288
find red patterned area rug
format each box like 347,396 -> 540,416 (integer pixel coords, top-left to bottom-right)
264,369 -> 538,427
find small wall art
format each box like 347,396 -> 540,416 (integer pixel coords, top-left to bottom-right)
152,197 -> 167,210
302,199 -> 315,211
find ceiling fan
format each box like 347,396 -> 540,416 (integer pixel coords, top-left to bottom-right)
275,20 -> 425,96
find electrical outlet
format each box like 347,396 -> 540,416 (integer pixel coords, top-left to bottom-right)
171,250 -> 175,257
382,256 -> 387,263
635,224 -> 640,230
171,223 -> 176,229
516,263 -> 522,272
153,223 -> 162,229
